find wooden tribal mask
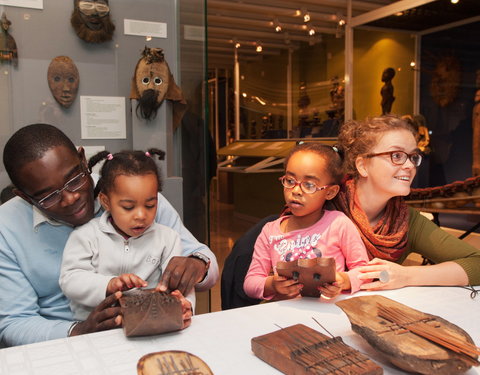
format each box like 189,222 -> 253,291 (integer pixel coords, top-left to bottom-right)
47,56 -> 79,108
130,47 -> 186,128
71,0 -> 115,43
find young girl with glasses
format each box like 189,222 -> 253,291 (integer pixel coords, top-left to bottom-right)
244,143 -> 370,301
334,115 -> 480,289
60,149 -> 193,329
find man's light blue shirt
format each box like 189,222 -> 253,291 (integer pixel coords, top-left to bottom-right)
0,193 -> 218,347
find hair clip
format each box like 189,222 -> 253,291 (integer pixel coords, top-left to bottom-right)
332,145 -> 339,153
106,153 -> 113,160
145,151 -> 151,157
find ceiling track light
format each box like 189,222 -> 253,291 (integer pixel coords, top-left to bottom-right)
273,17 -> 282,32
255,41 -> 263,53
309,28 -> 315,36
301,7 -> 310,23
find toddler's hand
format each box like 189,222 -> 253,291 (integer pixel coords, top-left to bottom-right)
170,289 -> 193,329
272,272 -> 303,300
317,272 -> 349,299
106,273 -> 147,295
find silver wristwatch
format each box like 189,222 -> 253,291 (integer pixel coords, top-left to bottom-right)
189,251 -> 211,270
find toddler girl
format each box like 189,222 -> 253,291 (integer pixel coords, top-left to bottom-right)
244,143 -> 369,301
60,149 -> 193,327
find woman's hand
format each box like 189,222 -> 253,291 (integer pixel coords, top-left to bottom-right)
357,258 -> 409,290
106,273 -> 147,295
318,272 -> 349,299
170,290 -> 193,329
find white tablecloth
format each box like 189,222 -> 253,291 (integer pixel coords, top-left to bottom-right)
0,287 -> 479,374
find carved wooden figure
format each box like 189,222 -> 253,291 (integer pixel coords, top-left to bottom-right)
119,289 -> 183,337
380,68 -> 395,115
336,295 -> 479,375
0,13 -> 18,67
473,69 -> 480,177
276,257 -> 336,298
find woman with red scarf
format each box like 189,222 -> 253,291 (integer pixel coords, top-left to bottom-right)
334,115 -> 480,290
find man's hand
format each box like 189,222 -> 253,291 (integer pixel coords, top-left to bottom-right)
170,290 -> 193,329
106,273 -> 147,295
157,256 -> 207,295
70,292 -> 122,336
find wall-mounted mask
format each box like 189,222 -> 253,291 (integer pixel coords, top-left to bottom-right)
130,47 -> 186,127
47,56 -> 79,108
0,12 -> 18,67
70,0 -> 115,43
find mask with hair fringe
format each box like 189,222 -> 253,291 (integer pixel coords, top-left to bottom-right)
130,47 -> 186,128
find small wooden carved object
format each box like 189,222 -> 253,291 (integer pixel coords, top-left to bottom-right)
137,350 -> 213,375
251,323 -> 383,375
119,289 -> 183,337
276,257 -> 336,297
336,295 -> 480,375
0,12 -> 18,67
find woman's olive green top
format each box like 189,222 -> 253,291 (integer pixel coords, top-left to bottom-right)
401,207 -> 480,285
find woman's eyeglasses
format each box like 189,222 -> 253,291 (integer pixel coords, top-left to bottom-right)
365,150 -> 422,167
28,170 -> 89,209
279,176 -> 329,194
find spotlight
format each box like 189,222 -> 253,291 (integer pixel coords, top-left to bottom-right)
273,18 -> 282,32
338,19 -> 346,26
451,0 -> 459,3
309,28 -> 315,36
235,42 -> 241,49
410,61 -> 419,71
255,42 -> 263,53
301,7 -> 310,23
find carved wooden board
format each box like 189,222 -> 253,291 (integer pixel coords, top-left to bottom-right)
137,350 -> 213,375
251,323 -> 383,375
276,257 -> 336,297
119,289 -> 183,337
336,295 -> 479,374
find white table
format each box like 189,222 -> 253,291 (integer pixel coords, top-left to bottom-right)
0,287 -> 479,375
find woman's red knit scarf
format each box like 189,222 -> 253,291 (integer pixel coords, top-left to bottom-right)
332,178 -> 409,261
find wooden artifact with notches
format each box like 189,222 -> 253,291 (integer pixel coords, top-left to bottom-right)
251,323 -> 383,375
119,289 -> 183,337
137,350 -> 213,375
336,295 -> 480,374
276,257 -> 336,297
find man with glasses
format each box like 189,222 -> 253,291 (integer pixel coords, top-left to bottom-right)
0,123 -> 218,347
